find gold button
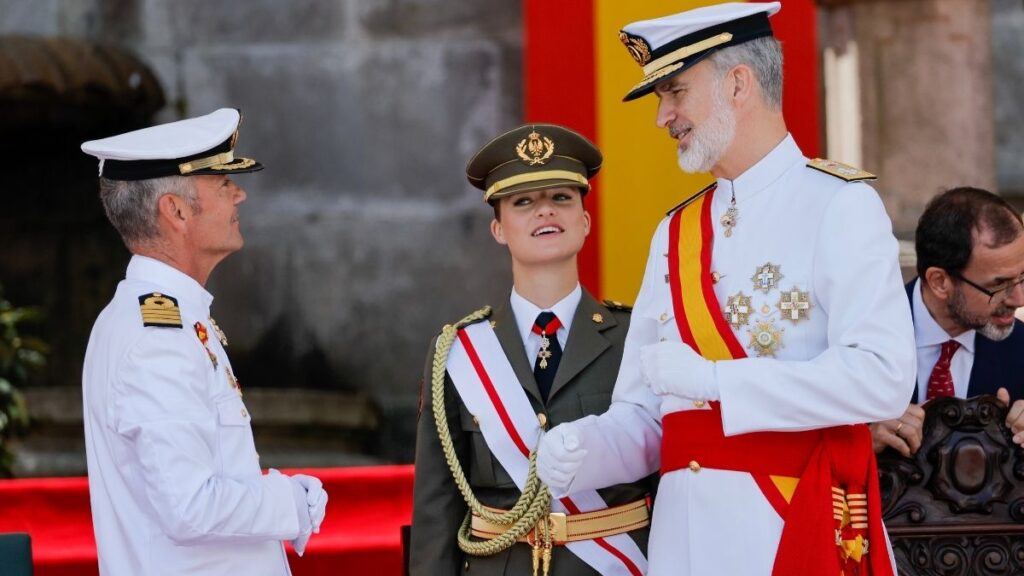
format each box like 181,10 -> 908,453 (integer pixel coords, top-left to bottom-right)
537,413 -> 548,428
659,312 -> 669,322
464,560 -> 470,571
692,400 -> 705,408
240,408 -> 248,418
688,460 -> 701,473
711,271 -> 721,284
472,415 -> 480,426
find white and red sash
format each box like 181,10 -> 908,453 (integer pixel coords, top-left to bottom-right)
445,320 -> 647,576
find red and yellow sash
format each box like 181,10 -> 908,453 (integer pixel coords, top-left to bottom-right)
661,185 -> 893,576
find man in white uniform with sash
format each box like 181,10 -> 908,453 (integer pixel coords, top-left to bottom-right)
411,124 -> 656,576
81,109 -> 328,576
536,4 -> 916,575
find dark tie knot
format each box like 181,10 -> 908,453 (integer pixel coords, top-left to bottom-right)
534,312 -> 560,334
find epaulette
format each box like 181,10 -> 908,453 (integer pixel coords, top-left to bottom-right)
138,292 -> 183,328
602,299 -> 633,312
666,181 -> 717,216
806,158 -> 876,182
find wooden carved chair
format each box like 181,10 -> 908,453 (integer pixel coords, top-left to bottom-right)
878,395 -> 1024,575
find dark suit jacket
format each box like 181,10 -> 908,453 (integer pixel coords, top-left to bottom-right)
410,291 -> 655,576
906,280 -> 1024,403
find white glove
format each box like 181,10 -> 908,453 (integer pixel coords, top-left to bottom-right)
640,341 -> 718,400
287,476 -> 314,556
537,422 -> 587,493
291,474 -> 328,533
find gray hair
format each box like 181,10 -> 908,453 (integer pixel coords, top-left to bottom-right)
98,175 -> 200,249
707,36 -> 783,111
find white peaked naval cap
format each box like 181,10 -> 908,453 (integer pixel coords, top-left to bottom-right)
81,108 -> 262,180
618,2 -> 781,101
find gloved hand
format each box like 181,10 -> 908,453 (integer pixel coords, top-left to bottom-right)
537,422 -> 587,493
287,476 -> 314,556
640,340 -> 718,401
290,474 -> 328,533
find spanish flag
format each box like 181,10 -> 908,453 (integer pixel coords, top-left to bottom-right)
525,0 -> 820,303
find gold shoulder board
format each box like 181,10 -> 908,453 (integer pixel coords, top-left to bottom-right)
666,182 -> 717,216
138,292 -> 183,328
807,158 -> 876,182
602,299 -> 633,312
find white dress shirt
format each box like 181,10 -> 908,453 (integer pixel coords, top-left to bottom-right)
912,278 -> 976,399
510,283 -> 581,361
83,256 -> 299,576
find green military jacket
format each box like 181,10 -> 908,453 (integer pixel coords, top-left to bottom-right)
410,291 -> 656,575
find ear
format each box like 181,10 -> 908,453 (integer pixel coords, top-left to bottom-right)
490,218 -> 507,245
156,194 -> 189,233
923,266 -> 954,301
728,64 -> 755,106
582,210 -> 591,237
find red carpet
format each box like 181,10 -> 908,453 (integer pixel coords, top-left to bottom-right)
0,465 -> 414,576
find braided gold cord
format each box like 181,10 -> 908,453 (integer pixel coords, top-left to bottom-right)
431,306 -> 552,556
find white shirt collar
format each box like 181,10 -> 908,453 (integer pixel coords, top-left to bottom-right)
913,278 -> 975,353
509,284 -> 582,345
126,255 -> 215,312
716,133 -> 803,203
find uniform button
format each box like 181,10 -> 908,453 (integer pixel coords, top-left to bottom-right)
537,413 -> 548,428
711,271 -> 721,284
472,415 -> 480,426
464,560 -> 470,571
240,408 -> 248,418
659,312 -> 668,322
689,460 -> 701,473
692,400 -> 705,408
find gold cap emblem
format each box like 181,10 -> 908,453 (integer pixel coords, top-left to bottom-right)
619,31 -> 652,66
516,131 -> 555,166
592,313 -> 604,324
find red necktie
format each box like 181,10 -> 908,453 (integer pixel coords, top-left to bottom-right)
926,340 -> 961,400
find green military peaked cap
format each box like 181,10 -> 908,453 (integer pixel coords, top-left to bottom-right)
466,124 -> 602,203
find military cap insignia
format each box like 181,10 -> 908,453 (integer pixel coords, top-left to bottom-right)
516,130 -> 555,166
807,158 -> 876,182
138,293 -> 182,328
618,31 -> 652,66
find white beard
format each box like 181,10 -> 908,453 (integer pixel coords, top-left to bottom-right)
676,81 -> 737,174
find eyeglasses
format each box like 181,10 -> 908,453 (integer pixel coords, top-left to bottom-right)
949,271 -> 1024,305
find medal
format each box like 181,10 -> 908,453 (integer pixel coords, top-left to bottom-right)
748,319 -> 785,357
723,292 -> 752,329
751,262 -> 783,294
537,333 -> 553,369
778,287 -> 813,323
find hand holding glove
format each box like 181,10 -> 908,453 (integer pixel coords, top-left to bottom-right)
537,422 -> 587,493
640,340 -> 718,401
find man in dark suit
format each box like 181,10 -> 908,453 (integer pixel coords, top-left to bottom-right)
410,124 -> 655,575
871,187 -> 1024,456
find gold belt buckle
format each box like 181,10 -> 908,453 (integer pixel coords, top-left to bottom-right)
548,512 -> 568,544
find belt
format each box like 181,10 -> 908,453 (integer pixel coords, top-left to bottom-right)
470,499 -> 650,546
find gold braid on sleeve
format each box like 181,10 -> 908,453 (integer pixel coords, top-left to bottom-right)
431,306 -> 552,558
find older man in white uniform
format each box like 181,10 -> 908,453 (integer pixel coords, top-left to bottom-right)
537,4 -> 915,576
81,109 -> 327,576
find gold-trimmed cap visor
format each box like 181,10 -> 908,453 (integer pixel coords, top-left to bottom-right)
620,5 -> 778,102
467,123 -> 602,204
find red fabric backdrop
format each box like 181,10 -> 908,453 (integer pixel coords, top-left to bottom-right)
0,465 -> 414,576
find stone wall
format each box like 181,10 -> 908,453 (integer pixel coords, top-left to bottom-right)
0,0 -> 523,464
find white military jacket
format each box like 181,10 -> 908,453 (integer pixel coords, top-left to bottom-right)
83,256 -> 299,576
566,135 -> 916,575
